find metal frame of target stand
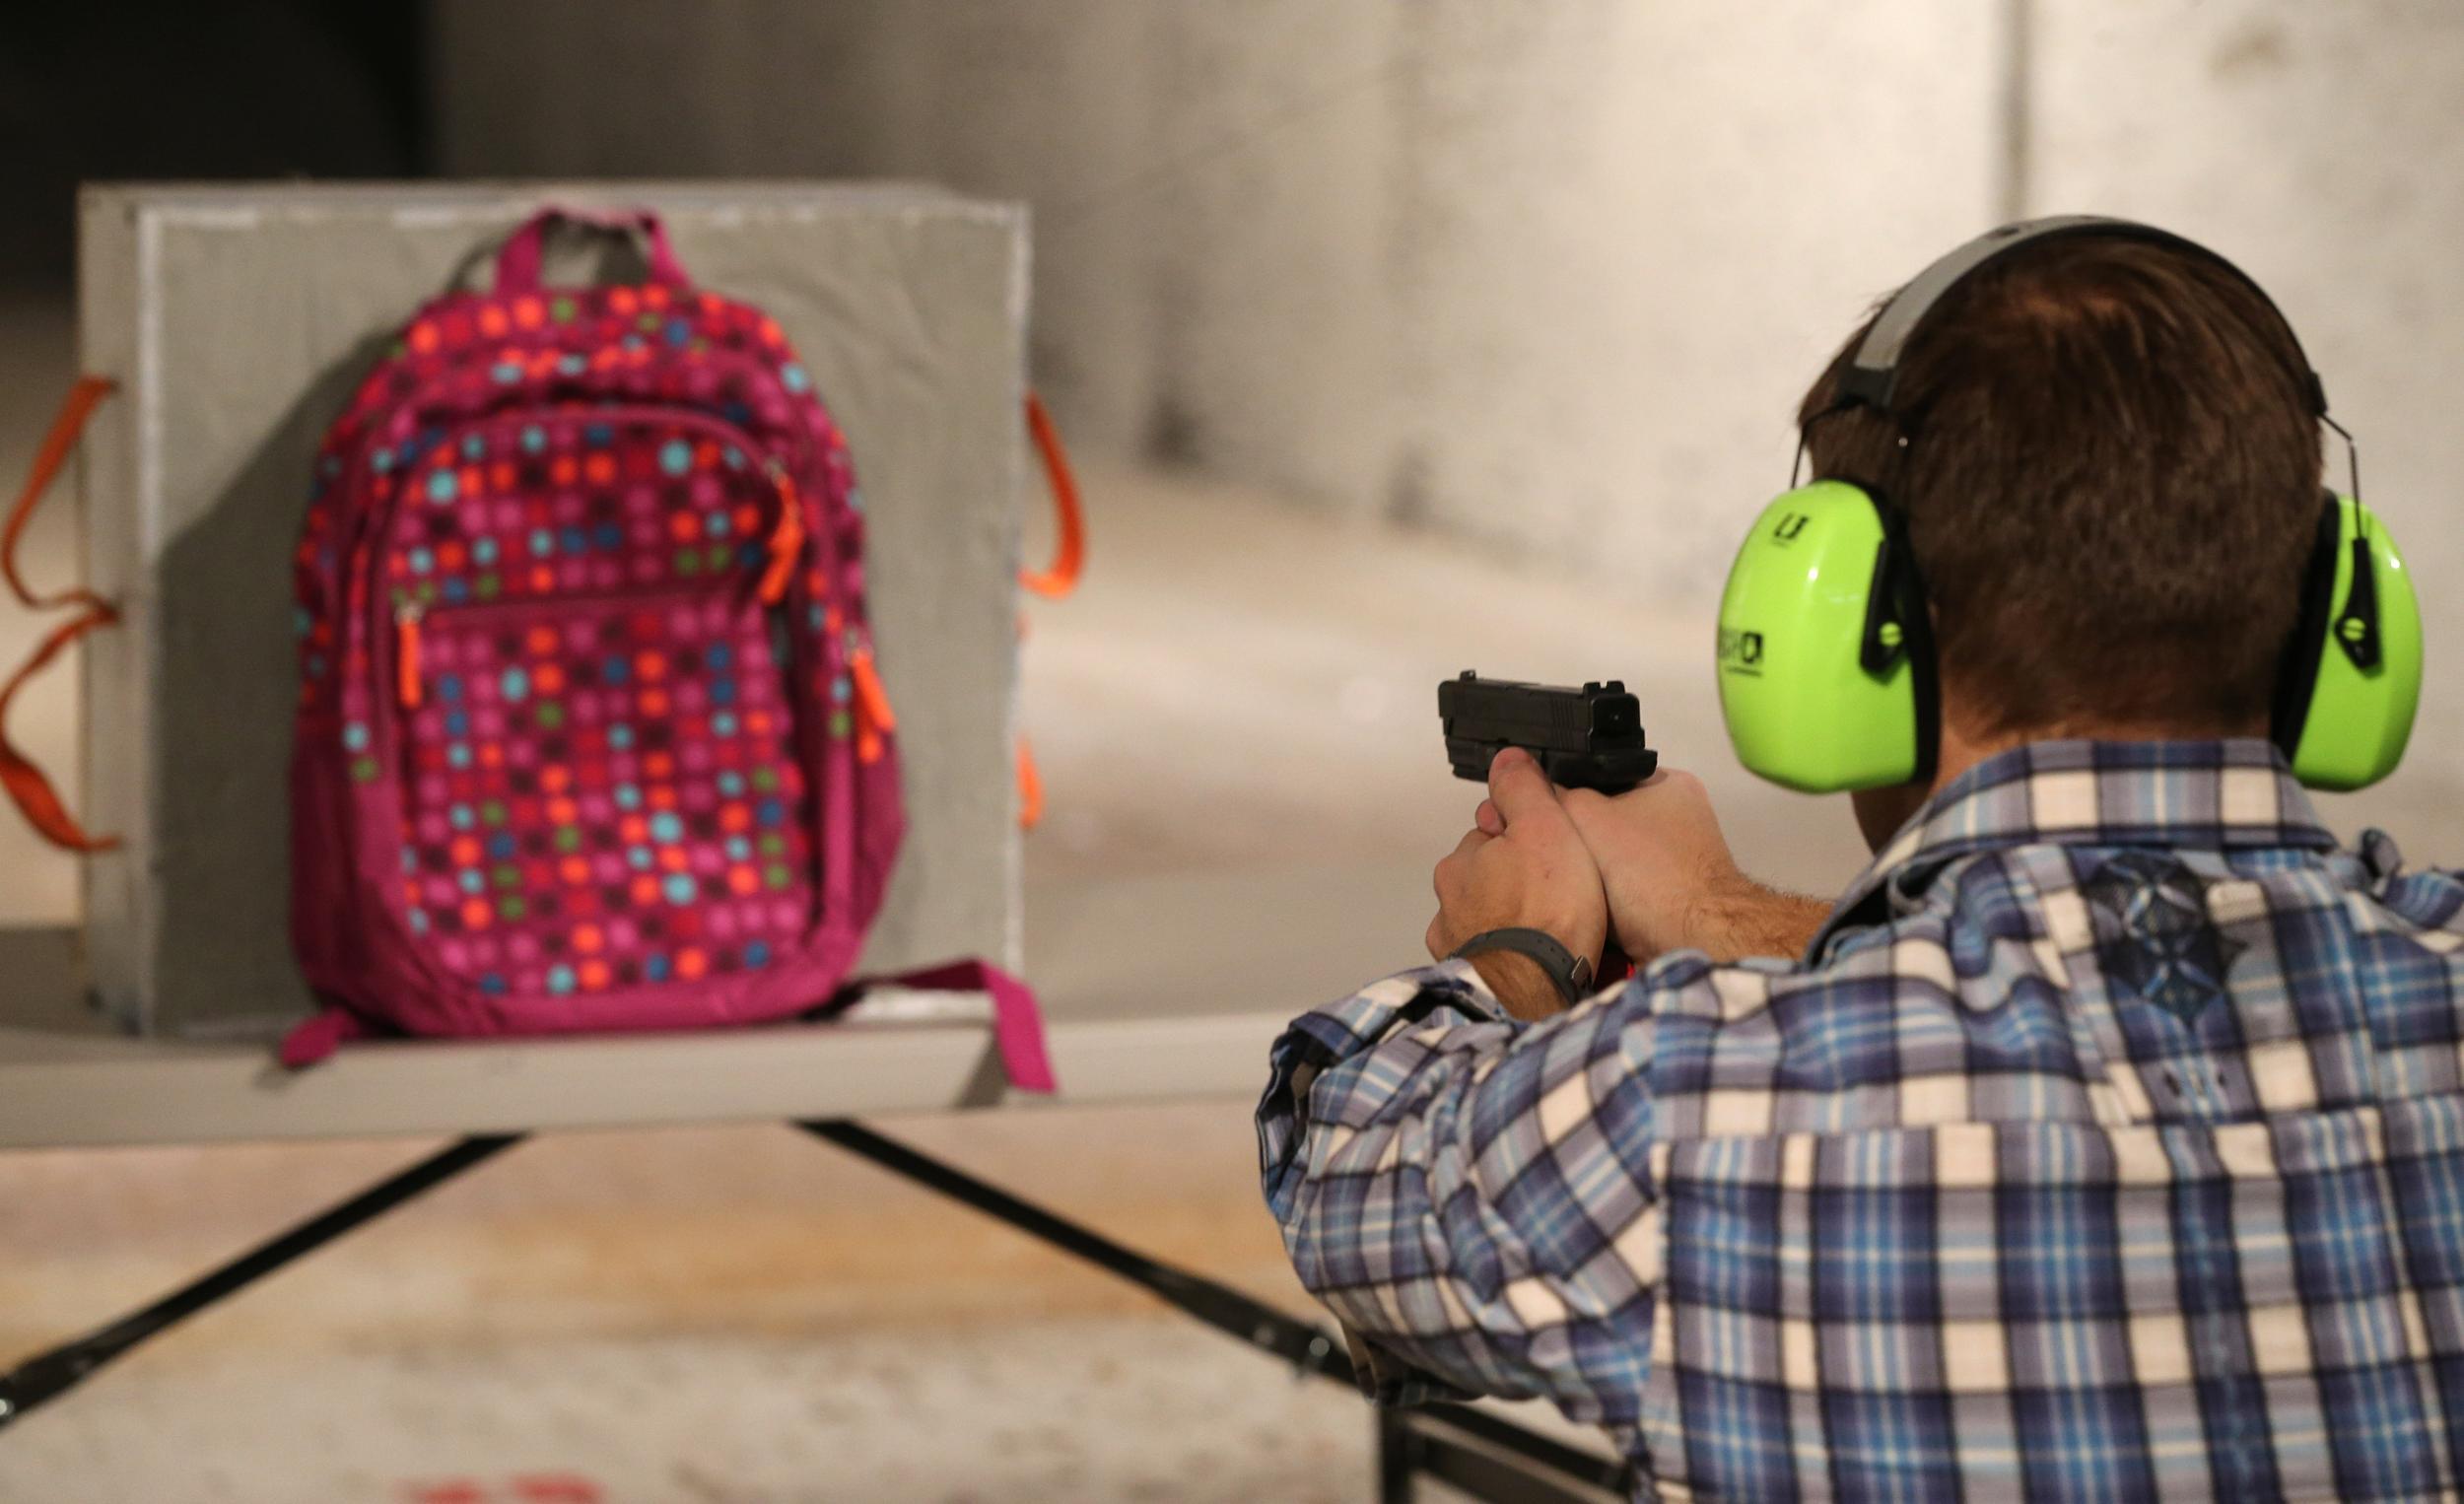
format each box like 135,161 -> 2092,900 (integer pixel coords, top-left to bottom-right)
0,1119 -> 1631,1503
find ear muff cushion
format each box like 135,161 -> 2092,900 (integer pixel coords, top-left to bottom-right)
2280,494 -> 2423,790
1717,481 -> 1932,792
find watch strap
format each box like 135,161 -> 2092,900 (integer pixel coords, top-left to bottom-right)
1448,926 -> 1594,1006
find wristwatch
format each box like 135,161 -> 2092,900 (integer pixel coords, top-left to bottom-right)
1447,927 -> 1594,1006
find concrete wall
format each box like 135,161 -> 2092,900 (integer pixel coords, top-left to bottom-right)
431,0 -> 2464,781
1384,1 -> 1999,588
2027,0 -> 2464,782
429,0 -> 2006,597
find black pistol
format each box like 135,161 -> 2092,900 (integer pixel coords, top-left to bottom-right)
1438,671 -> 1659,794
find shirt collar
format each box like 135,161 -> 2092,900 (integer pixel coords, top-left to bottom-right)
1811,737 -> 2339,956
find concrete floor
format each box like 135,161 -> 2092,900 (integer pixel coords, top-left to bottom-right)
0,1317 -> 1392,1504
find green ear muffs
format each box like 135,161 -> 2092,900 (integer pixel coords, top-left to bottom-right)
1716,479 -> 1938,792
2274,493 -> 2422,790
1717,484 -> 2423,793
1721,216 -> 2423,796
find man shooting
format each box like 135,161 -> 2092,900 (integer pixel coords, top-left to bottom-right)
1257,218 -> 2446,1499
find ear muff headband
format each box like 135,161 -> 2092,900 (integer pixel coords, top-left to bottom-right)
1719,215 -> 2417,793
1839,214 -> 2330,417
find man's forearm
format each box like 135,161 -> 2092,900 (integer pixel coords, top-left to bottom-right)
1466,949 -> 1571,1021
1470,884 -> 1826,1014
1685,875 -> 1830,963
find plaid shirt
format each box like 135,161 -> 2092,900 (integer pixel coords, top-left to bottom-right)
1258,739 -> 2464,1501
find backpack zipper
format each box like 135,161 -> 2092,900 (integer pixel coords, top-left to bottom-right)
758,462 -> 803,606
392,578 -> 785,711
364,405 -> 817,714
378,422 -> 821,716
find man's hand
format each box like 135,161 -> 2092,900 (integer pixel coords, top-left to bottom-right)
1479,767 -> 1829,965
1426,748 -> 1609,1020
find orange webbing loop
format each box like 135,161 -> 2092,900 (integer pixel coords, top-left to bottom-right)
0,376 -> 121,853
1015,735 -> 1046,831
7,376 -> 116,614
0,608 -> 119,853
1020,391 -> 1084,600
1014,392 -> 1082,830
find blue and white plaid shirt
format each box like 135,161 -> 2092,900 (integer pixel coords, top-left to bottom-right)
1258,739 -> 2464,1500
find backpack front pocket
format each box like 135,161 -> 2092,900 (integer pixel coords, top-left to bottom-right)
388,588 -> 818,1002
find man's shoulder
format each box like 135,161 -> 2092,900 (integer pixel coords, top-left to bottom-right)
1633,914 -> 1961,1029
1624,831 -> 2464,1138
1635,873 -> 1977,1007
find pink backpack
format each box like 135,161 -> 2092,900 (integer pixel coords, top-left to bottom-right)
282,208 -> 1052,1090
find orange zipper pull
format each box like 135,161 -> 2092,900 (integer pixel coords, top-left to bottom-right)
395,602 -> 424,709
849,644 -> 896,735
849,643 -> 894,766
759,467 -> 803,605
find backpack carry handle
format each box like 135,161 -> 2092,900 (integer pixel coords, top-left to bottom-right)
493,207 -> 690,295
0,376 -> 121,853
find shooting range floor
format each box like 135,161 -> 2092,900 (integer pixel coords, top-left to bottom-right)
0,1317 -> 1393,1504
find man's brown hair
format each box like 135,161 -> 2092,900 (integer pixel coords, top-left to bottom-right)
1799,235 -> 2325,739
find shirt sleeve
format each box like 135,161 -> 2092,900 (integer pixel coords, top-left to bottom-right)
1255,957 -> 1665,1422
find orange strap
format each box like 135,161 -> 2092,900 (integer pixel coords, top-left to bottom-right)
7,376 -> 116,615
1014,392 -> 1083,830
0,607 -> 119,852
1015,735 -> 1045,832
0,376 -> 121,853
1020,391 -> 1085,600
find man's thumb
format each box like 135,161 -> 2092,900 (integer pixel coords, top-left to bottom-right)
1487,747 -> 1561,826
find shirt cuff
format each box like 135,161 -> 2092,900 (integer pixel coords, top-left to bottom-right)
1257,960 -> 1514,1217
1271,960 -> 1511,1093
